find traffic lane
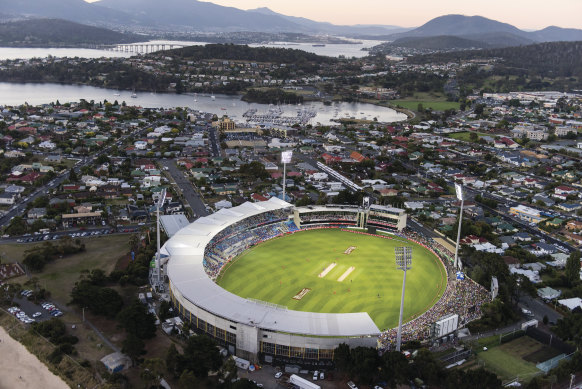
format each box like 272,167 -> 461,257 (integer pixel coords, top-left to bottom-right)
520,295 -> 562,324
161,160 -> 209,217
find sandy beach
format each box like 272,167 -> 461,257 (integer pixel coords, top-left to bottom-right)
0,326 -> 69,389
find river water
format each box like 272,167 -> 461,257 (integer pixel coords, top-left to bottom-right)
0,83 -> 406,125
0,39 -> 381,60
0,39 -> 400,125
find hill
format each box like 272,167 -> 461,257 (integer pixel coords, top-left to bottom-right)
0,0 -> 130,27
409,41 -> 582,78
167,43 -> 338,64
0,18 -> 143,46
385,14 -> 582,49
391,35 -> 489,50
1,0 -> 407,36
248,7 -> 409,36
395,14 -> 527,39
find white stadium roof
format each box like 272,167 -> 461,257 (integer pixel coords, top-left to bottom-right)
165,197 -> 381,337
160,214 -> 190,238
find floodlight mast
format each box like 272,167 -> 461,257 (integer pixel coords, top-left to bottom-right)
156,188 -> 166,286
454,184 -> 464,270
281,151 -> 292,202
395,246 -> 412,352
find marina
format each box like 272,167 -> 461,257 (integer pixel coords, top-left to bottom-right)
0,82 -> 407,125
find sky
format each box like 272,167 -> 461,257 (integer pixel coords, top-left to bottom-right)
85,0 -> 582,30
203,0 -> 581,30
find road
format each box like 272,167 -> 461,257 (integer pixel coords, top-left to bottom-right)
208,127 -> 221,157
519,294 -> 563,325
160,159 -> 209,218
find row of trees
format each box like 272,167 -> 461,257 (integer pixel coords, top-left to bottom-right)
333,344 -> 501,388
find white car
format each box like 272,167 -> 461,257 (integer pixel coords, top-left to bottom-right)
32,312 -> 42,318
274,372 -> 283,379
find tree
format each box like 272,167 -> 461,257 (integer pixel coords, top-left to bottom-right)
122,333 -> 145,364
116,300 -> 157,340
140,358 -> 165,388
0,282 -> 21,306
333,343 -> 352,375
158,300 -> 173,321
565,251 -> 581,286
5,216 -> 27,236
380,351 -> 409,387
178,370 -> 198,389
444,368 -> 501,388
181,335 -> 222,378
68,168 -> 78,182
70,281 -> 123,318
166,343 -> 181,378
220,356 -> 238,383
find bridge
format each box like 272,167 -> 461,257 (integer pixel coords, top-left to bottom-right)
102,43 -> 191,54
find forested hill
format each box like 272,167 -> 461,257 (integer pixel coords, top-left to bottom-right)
409,41 -> 582,78
164,44 -> 338,64
0,18 -> 144,47
391,35 -> 489,50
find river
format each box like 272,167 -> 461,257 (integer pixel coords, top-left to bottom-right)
0,39 -> 382,60
0,83 -> 406,125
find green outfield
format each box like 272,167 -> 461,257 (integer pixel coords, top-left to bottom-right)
217,229 -> 447,330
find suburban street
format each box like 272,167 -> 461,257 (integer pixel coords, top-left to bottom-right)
160,159 -> 209,219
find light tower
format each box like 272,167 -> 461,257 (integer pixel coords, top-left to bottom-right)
281,150 -> 292,202
454,183 -> 464,270
395,246 -> 412,352
156,188 -> 167,286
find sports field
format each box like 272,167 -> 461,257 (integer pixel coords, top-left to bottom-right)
217,229 -> 447,330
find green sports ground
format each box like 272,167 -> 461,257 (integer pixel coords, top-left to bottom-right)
217,229 -> 447,331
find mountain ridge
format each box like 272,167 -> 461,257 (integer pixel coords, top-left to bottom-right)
388,14 -> 582,44
0,1 -> 581,47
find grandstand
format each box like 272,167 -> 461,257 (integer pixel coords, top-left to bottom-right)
163,197 -> 489,364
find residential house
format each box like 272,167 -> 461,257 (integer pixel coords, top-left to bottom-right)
0,192 -> 17,205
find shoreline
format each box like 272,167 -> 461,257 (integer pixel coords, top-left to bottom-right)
0,325 -> 69,389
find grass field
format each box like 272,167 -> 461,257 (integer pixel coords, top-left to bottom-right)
393,100 -> 460,112
2,235 -> 129,303
448,131 -> 491,142
217,229 -> 447,330
476,336 -> 550,381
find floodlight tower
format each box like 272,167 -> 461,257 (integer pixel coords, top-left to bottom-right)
454,184 -> 464,270
156,188 -> 167,286
281,150 -> 292,201
395,246 -> 412,352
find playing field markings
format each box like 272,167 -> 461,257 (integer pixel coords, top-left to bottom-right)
344,246 -> 357,254
337,266 -> 355,282
318,262 -> 337,278
292,288 -> 311,300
